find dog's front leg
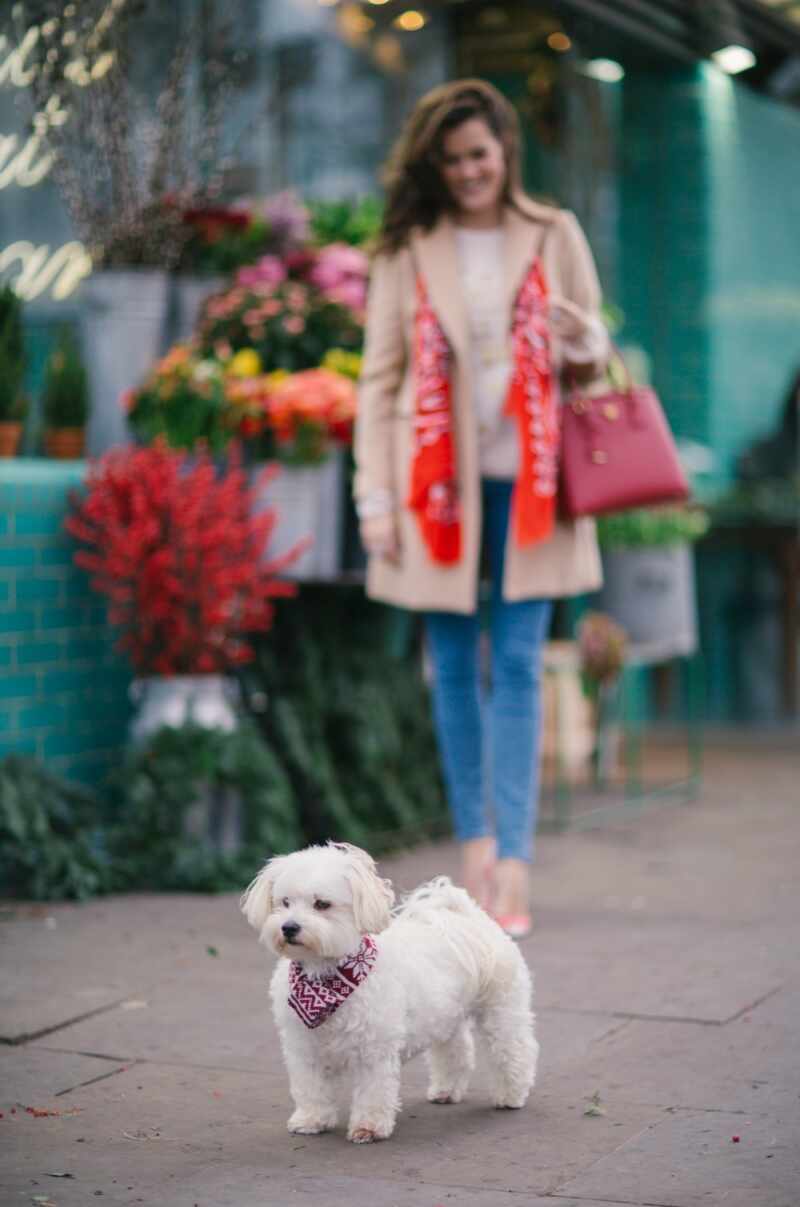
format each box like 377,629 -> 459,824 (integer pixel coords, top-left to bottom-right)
284,1043 -> 338,1135
347,1053 -> 401,1144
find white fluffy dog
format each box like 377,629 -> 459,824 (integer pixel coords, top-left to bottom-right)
241,842 -> 538,1144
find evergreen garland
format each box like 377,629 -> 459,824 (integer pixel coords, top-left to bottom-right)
240,586 -> 448,853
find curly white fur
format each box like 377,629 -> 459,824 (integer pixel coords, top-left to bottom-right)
241,842 -> 538,1144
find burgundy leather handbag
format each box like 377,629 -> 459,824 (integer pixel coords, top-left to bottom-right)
559,353 -> 689,518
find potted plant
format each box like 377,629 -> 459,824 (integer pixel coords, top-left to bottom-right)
594,506 -> 709,657
41,327 -> 90,459
65,442 -> 302,742
0,285 -> 26,457
171,192 -> 312,343
18,5 -> 247,456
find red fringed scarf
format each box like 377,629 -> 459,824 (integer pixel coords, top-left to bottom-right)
407,258 -> 558,563
288,936 -> 378,1029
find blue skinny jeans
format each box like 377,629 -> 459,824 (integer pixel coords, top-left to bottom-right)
424,479 -> 552,863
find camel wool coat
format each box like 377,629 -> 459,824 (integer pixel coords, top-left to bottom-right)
353,195 -> 605,614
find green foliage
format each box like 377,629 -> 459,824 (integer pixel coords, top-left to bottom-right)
0,756 -> 111,901
308,197 -> 383,248
0,285 -> 26,421
179,217 -> 273,276
710,477 -> 800,526
597,506 -> 709,550
108,722 -> 302,892
240,586 -> 447,853
42,326 -> 89,427
0,590 -> 447,901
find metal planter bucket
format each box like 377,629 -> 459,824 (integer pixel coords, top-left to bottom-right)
252,450 -> 345,581
81,269 -> 169,456
596,543 -> 698,658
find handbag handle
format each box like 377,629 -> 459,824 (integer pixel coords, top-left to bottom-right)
565,343 -> 635,395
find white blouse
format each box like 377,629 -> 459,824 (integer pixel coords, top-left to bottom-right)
455,226 -> 518,478
455,224 -> 609,480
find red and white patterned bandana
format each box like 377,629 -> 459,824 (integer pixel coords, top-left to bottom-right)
288,935 -> 378,1029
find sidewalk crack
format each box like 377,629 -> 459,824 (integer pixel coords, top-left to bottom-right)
0,998 -> 127,1046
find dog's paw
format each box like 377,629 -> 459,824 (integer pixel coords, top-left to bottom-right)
347,1123 -> 392,1144
427,1089 -> 462,1105
492,1095 -> 528,1110
288,1111 -> 335,1135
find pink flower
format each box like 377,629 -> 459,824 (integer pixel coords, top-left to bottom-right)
283,315 -> 306,335
309,243 -> 369,312
236,255 -> 287,289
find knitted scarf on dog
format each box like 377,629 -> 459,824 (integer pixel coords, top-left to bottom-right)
406,259 -> 558,564
288,935 -> 378,1029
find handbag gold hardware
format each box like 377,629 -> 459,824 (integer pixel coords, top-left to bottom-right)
591,450 -> 608,464
602,403 -> 620,421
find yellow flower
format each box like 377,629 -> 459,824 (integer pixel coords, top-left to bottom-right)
322,348 -> 362,381
266,369 -> 289,387
227,348 -> 262,378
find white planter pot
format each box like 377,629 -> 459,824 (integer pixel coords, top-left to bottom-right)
129,674 -> 239,743
171,274 -> 227,344
252,450 -> 345,581
596,543 -> 698,658
81,269 -> 169,456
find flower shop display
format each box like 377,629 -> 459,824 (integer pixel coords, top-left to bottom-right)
595,506 -> 709,657
14,4 -> 253,456
125,346 -> 359,466
170,194 -> 311,343
0,285 -> 27,457
41,326 -> 90,459
65,442 -> 300,740
196,260 -> 365,371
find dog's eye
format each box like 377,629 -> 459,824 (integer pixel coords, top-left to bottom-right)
313,899 -> 332,911
281,897 -> 290,908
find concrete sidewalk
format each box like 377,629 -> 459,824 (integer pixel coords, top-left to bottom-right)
1,736 -> 799,1206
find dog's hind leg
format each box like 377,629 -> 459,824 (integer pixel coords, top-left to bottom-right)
476,969 -> 538,1109
426,1020 -> 475,1104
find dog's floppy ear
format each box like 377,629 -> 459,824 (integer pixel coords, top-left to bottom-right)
241,856 -> 288,933
333,843 -> 395,935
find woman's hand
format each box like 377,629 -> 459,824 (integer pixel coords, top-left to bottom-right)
360,513 -> 401,563
549,294 -> 589,338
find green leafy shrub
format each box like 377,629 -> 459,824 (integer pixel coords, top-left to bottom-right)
308,197 -> 383,248
107,722 -> 301,892
0,285 -> 26,422
42,326 -> 89,428
240,586 -> 447,853
597,506 -> 709,550
0,756 -> 111,901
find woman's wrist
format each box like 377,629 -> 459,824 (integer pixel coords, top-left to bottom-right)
356,489 -> 395,519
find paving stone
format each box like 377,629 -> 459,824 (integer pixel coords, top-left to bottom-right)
0,1046 -> 125,1110
556,1107 -> 800,1207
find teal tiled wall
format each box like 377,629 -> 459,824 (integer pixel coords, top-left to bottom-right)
0,459 -> 132,783
619,67 -> 712,450
703,67 -> 800,478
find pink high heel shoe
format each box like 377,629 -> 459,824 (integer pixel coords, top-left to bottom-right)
493,913 -> 533,940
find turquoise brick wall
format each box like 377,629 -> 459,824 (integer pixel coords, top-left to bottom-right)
0,459 -> 132,783
619,67 -> 712,450
703,67 -> 800,478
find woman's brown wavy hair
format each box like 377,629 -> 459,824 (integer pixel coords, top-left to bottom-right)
376,78 -> 524,255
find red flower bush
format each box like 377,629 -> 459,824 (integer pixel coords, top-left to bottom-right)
66,443 -> 301,676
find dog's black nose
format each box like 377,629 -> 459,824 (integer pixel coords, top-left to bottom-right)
281,922 -> 301,941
